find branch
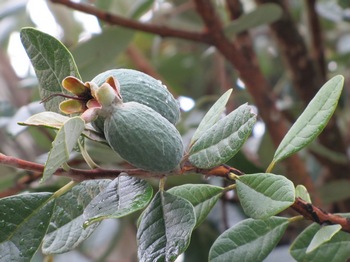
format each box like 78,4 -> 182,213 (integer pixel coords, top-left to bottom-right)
50,0 -> 209,44
291,197 -> 350,233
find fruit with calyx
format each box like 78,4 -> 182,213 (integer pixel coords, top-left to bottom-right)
91,69 -> 180,125
91,83 -> 184,172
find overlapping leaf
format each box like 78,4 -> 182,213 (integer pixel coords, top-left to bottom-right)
20,28 -> 81,113
209,217 -> 289,262
137,191 -> 196,262
271,75 -> 344,166
290,222 -> 350,261
168,184 -> 223,227
83,176 -> 153,227
191,89 -> 233,144
0,193 -> 54,262
306,224 -> 342,253
236,173 -> 295,219
189,104 -> 256,169
43,116 -> 85,182
42,180 -> 110,254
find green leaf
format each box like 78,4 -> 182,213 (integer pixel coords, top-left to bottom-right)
129,0 -> 155,19
209,217 -> 289,262
224,3 -> 283,36
189,104 -> 256,169
20,27 -> 81,113
42,180 -> 110,254
236,173 -> 295,219
290,222 -> 350,261
83,176 -> 153,227
191,89 -> 233,144
43,116 -> 85,182
295,185 -> 312,203
168,184 -> 223,227
306,224 -> 342,253
72,27 -> 134,80
19,111 -> 69,129
137,191 -> 196,262
271,75 -> 344,165
0,193 -> 54,262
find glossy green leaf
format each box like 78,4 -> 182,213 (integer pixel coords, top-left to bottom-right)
271,75 -> 344,165
0,193 -> 54,262
224,3 -> 283,36
290,222 -> 350,261
191,89 -> 233,144
42,180 -> 110,254
295,185 -> 312,203
306,224 -> 342,253
189,104 -> 256,169
236,173 -> 295,219
137,191 -> 196,262
168,184 -> 223,227
83,176 -> 153,227
209,217 -> 289,262
20,27 -> 81,113
72,27 -> 134,80
42,116 -> 85,182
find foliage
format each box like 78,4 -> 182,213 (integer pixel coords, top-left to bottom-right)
0,1 -> 350,261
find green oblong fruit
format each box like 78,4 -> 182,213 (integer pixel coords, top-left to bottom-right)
104,101 -> 184,172
91,69 -> 180,124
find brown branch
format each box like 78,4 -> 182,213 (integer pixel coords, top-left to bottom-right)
50,0 -> 209,44
291,197 -> 350,233
305,0 -> 327,81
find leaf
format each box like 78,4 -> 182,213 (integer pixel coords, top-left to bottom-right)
189,104 -> 256,169
42,116 -> 85,182
0,193 -> 54,262
42,180 -> 110,254
224,3 -> 283,36
295,185 -> 312,203
72,27 -> 134,80
191,89 -> 233,144
271,75 -> 344,165
209,217 -> 289,262
129,0 -> 155,19
236,173 -> 295,219
19,112 -> 107,145
83,176 -> 153,227
290,222 -> 350,261
306,224 -> 342,253
137,191 -> 196,262
20,27 -> 81,113
19,111 -> 70,129
168,184 -> 223,228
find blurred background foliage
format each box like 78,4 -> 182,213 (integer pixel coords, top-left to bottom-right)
1,0 -> 350,261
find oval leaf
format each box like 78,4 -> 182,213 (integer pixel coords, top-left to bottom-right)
272,75 -> 344,164
168,184 -> 223,227
236,173 -> 295,219
290,222 -> 350,261
0,193 -> 54,262
42,180 -> 110,254
209,217 -> 289,262
191,89 -> 233,144
224,3 -> 283,36
189,104 -> 256,169
137,191 -> 196,262
43,116 -> 85,182
20,28 -> 81,113
83,176 -> 153,227
295,184 -> 312,203
306,224 -> 342,253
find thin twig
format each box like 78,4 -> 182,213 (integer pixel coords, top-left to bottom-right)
50,0 -> 209,44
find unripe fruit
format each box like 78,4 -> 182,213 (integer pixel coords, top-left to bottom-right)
91,69 -> 180,124
104,102 -> 184,172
